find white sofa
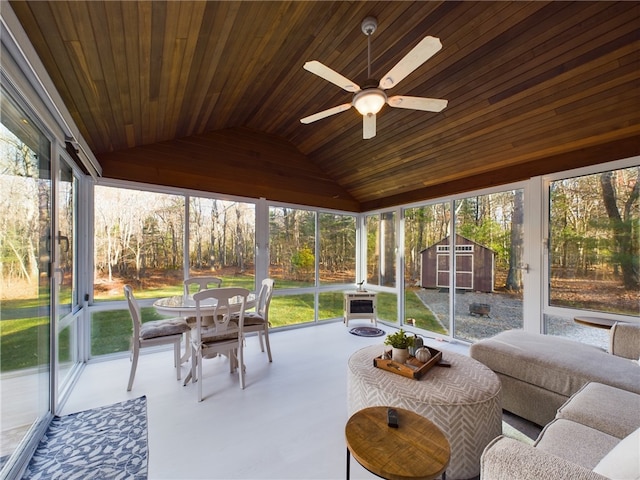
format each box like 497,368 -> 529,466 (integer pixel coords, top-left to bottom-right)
470,322 -> 640,426
480,382 -> 640,479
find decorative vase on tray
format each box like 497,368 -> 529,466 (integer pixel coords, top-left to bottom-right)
392,347 -> 409,364
384,329 -> 414,364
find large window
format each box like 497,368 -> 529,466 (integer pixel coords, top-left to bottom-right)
319,212 -> 356,285
364,212 -> 397,325
545,166 -> 639,346
318,212 -> 356,322
93,186 -> 185,301
268,207 -> 316,327
188,197 -> 255,289
403,190 -> 525,342
90,197 -> 357,341
1,88 -> 52,470
367,212 -> 396,287
269,207 -> 316,288
267,209 -> 357,325
548,167 -> 639,316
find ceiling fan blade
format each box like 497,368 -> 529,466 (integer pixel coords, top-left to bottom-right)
303,61 -> 360,93
379,36 -> 442,90
387,96 -> 448,112
363,114 -> 376,139
300,103 -> 352,124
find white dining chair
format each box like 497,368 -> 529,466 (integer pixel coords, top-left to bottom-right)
190,287 -> 249,401
230,278 -> 274,362
183,276 -> 222,296
182,276 -> 223,357
124,285 -> 190,391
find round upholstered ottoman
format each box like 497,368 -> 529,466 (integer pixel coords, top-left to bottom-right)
347,344 -> 502,480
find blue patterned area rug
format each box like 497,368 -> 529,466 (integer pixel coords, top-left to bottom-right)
23,396 -> 148,479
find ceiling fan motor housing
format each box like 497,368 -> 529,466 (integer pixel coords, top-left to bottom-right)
362,78 -> 380,89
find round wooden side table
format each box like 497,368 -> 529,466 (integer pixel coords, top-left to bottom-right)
345,406 -> 450,480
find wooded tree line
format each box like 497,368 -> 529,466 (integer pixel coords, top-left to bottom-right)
550,166 -> 639,289
4,130 -> 636,301
319,213 -> 356,282
189,198 -> 255,273
95,189 -> 259,283
0,130 -> 50,298
268,208 -> 356,283
94,198 -> 358,287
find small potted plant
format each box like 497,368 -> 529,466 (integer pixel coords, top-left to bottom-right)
384,329 -> 414,364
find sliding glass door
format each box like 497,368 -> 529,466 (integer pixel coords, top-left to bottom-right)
0,88 -> 52,472
402,188 -> 525,342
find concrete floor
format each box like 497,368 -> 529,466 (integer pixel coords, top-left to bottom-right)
60,321 -> 539,479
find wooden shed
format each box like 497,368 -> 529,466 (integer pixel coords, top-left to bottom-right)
420,235 -> 495,292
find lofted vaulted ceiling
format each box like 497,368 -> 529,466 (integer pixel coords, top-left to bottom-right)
8,1 -> 640,212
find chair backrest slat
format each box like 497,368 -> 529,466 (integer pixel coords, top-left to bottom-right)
193,287 -> 250,343
257,278 -> 275,320
124,284 -> 142,337
184,276 -> 222,296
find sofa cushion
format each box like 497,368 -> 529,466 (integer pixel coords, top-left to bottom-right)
470,330 -> 640,397
481,436 -> 608,480
557,382 -> 640,439
535,419 -> 619,470
593,428 -> 640,480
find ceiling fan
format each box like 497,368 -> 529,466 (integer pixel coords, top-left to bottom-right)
300,17 -> 448,139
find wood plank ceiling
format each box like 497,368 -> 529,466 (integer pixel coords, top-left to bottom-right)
8,1 -> 640,212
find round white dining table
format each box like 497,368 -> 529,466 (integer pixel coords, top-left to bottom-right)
153,293 -> 256,317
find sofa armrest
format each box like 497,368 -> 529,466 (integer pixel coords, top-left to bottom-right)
480,436 -> 608,480
610,322 -> 640,360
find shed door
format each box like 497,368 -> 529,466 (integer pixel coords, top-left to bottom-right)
436,253 -> 473,289
436,254 -> 449,287
455,253 -> 473,289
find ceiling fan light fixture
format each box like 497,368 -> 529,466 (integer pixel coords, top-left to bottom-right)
353,89 -> 387,115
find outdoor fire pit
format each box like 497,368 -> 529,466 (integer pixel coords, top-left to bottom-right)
469,303 -> 491,317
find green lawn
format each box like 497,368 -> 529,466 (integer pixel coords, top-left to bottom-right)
404,288 -> 447,334
1,316 -> 50,371
1,279 -> 446,372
